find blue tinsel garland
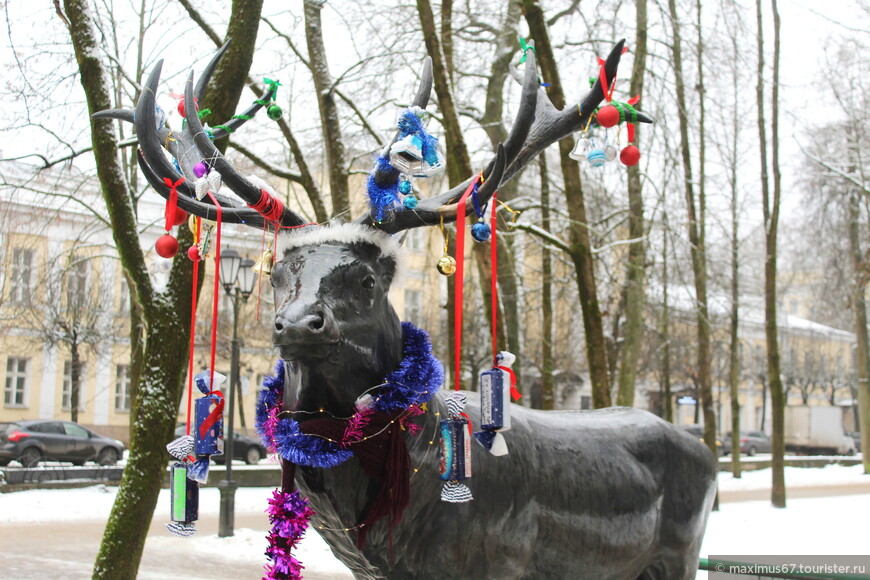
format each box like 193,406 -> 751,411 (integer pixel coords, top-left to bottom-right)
256,322 -> 443,469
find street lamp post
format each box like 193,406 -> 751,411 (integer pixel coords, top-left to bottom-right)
217,248 -> 256,538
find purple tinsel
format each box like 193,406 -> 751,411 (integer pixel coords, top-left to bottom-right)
263,489 -> 314,580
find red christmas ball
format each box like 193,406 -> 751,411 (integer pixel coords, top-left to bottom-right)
155,234 -> 179,258
620,145 -> 641,166
187,245 -> 202,262
596,105 -> 620,128
172,208 -> 188,227
177,97 -> 198,117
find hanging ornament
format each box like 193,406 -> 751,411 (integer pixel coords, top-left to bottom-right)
389,106 -> 445,178
437,217 -> 456,275
437,255 -> 457,276
262,78 -> 283,121
569,135 -> 590,161
604,144 -> 618,162
267,104 -> 283,120
164,435 -> 198,536
187,245 -> 202,262
166,461 -> 199,537
156,234 -> 179,258
439,392 -> 473,503
620,145 -> 641,166
471,220 -> 491,242
251,250 -> 274,277
193,161 -> 209,179
474,352 -> 522,456
155,177 -> 186,259
177,96 -> 198,118
587,149 -> 607,168
596,104 -> 620,128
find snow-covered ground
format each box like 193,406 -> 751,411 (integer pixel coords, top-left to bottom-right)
1,464 -> 867,579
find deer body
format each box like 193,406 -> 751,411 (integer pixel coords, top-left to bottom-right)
272,226 -> 716,580
102,39 -> 715,580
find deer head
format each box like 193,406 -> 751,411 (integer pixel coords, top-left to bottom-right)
97,40 -> 650,415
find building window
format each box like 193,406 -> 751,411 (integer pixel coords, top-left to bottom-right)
62,360 -> 87,411
405,228 -> 425,251
66,259 -> 89,309
580,395 -> 592,410
4,357 -> 29,407
118,277 -> 130,315
10,248 -> 35,304
404,289 -> 423,322
115,365 -> 131,412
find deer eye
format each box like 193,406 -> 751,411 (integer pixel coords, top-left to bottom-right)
362,275 -> 375,289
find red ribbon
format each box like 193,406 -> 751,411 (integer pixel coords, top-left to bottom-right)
206,191 -> 223,396
198,390 -> 225,439
453,177 -> 480,391
185,217 -> 202,437
162,177 -> 185,231
497,365 -> 522,401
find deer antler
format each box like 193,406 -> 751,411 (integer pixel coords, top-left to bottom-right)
359,39 -> 653,234
96,44 -> 307,229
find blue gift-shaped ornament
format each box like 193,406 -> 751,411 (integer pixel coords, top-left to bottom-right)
193,371 -> 226,457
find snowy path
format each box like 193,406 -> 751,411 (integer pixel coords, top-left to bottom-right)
0,464 -> 867,579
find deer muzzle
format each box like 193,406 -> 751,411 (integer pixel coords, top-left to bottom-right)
273,302 -> 341,358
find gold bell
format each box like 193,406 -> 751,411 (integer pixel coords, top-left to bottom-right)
252,250 -> 273,277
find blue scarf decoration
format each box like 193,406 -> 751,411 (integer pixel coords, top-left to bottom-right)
256,322 -> 443,469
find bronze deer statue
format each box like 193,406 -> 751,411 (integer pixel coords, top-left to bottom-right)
97,40 -> 716,580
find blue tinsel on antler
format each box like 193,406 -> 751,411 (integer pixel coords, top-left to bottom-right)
365,155 -> 400,223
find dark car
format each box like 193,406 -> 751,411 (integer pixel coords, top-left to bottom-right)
174,425 -> 266,465
722,430 -> 772,456
0,420 -> 125,467
678,424 -> 726,456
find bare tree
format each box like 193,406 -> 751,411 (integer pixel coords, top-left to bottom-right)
666,0 -> 717,460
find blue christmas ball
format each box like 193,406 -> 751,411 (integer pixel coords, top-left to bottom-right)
471,222 -> 491,242
403,195 -> 418,209
399,180 -> 412,194
587,149 -> 607,168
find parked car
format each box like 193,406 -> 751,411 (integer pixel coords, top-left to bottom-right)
174,425 -> 266,465
722,430 -> 772,456
678,424 -> 725,456
0,420 -> 125,467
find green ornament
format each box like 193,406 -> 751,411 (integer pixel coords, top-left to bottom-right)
267,104 -> 283,121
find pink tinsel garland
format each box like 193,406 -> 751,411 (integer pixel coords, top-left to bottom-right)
264,489 -> 314,580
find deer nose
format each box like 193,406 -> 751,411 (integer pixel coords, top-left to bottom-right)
274,303 -> 340,344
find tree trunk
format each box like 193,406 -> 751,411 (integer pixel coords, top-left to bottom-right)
727,10 -> 742,479
540,154 -> 555,410
759,0 -> 786,508
667,0 -> 715,458
63,0 -> 258,575
70,341 -> 81,423
415,0 -> 508,383
303,0 -> 350,219
522,0 -> 611,407
847,192 -> 870,473
615,0 -> 648,407
661,211 -> 673,422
